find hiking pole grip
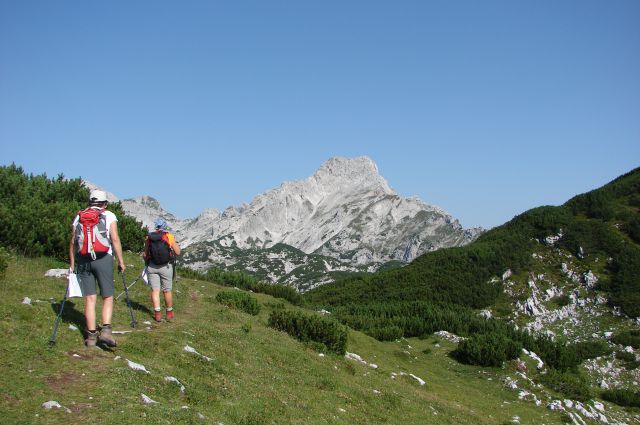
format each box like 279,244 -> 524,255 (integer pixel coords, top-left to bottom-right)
121,271 -> 137,328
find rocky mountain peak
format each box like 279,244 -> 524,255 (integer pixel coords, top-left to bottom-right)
137,196 -> 162,209
117,156 -> 482,285
309,156 -> 393,195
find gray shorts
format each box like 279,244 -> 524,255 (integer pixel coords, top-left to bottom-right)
76,254 -> 115,297
147,262 -> 173,292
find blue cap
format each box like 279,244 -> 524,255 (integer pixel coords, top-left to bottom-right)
154,218 -> 167,230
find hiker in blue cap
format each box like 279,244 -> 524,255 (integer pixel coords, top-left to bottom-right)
144,218 -> 181,322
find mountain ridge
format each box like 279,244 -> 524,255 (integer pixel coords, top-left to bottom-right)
116,156 -> 482,286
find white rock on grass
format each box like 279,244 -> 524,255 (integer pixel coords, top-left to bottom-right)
44,269 -> 69,278
503,377 -> 518,390
42,401 -> 71,413
184,345 -> 213,362
22,297 -> 32,305
140,394 -> 157,405
522,349 -> 545,369
391,372 -> 426,386
407,373 -> 426,386
434,330 -> 465,343
164,376 -> 186,393
127,359 -> 150,374
592,401 -> 605,413
547,400 -> 564,411
567,412 -> 587,425
345,352 -> 378,369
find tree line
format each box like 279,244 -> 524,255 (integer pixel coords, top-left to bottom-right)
0,164 -> 147,261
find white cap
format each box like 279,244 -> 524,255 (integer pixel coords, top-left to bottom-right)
89,189 -> 108,203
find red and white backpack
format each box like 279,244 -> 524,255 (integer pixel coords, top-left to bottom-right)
75,208 -> 110,259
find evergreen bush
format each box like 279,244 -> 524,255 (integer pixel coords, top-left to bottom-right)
612,330 -> 640,349
453,332 -> 522,367
369,325 -> 403,341
179,267 -> 303,306
216,291 -> 261,316
268,309 -> 347,355
0,164 -> 146,260
570,340 -> 612,361
0,247 -> 8,279
538,369 -> 592,401
601,389 -> 640,408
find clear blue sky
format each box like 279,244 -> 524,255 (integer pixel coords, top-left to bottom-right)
1,1 -> 638,229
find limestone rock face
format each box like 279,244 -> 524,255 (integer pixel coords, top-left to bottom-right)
108,156 -> 482,286
121,157 -> 480,262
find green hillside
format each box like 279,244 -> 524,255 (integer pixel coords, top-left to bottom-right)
306,166 -> 640,321
1,163 -> 639,424
0,252 -> 594,425
181,239 -> 399,292
303,167 -> 640,422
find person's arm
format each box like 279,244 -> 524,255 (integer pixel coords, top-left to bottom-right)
110,221 -> 126,272
142,237 -> 150,264
172,239 -> 181,256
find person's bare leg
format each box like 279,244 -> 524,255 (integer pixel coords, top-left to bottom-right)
151,289 -> 161,310
85,295 -> 97,330
164,290 -> 174,321
163,291 -> 173,310
151,289 -> 162,321
101,296 -> 113,325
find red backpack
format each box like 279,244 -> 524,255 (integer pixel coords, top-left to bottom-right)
75,208 -> 110,259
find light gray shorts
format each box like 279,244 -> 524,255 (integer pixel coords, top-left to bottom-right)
76,254 -> 115,297
147,262 -> 173,292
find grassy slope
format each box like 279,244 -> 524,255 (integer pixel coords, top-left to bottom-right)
0,253 -> 569,425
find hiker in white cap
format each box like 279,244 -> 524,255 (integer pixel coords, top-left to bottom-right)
69,189 -> 125,348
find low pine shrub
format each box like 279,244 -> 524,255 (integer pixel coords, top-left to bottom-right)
551,294 -> 571,308
180,267 -> 303,306
615,351 -> 639,370
601,389 -> 640,408
615,351 -> 635,363
538,369 -> 592,401
0,247 -> 8,279
453,332 -> 522,367
570,340 -> 612,361
216,291 -> 261,316
612,330 -> 640,349
369,325 -> 403,341
253,282 -> 303,306
268,309 -> 347,355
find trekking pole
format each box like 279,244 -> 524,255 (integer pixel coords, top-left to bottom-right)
115,269 -> 145,301
120,271 -> 137,328
171,257 -> 178,296
48,286 -> 69,347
